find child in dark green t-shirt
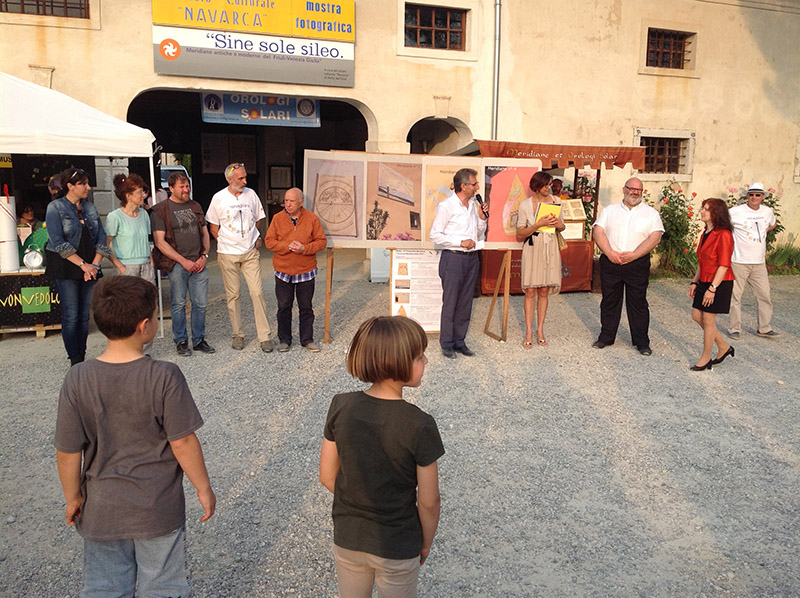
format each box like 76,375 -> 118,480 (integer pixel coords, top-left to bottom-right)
320,316 -> 444,597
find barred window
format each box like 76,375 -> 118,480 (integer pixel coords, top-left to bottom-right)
646,29 -> 691,69
641,137 -> 686,174
0,0 -> 89,18
405,4 -> 466,51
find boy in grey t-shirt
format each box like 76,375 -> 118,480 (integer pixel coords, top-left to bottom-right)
55,276 -> 215,596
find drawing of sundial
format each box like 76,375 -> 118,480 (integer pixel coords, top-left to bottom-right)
316,184 -> 354,224
313,173 -> 357,237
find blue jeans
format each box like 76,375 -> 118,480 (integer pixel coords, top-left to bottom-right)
54,277 -> 97,360
168,263 -> 209,345
81,525 -> 190,598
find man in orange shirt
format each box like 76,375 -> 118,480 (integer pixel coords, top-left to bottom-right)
265,188 -> 328,352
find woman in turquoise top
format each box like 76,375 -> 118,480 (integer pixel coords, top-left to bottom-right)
107,173 -> 154,284
107,174 -> 155,353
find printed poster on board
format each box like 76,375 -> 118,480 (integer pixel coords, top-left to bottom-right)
390,249 -> 442,332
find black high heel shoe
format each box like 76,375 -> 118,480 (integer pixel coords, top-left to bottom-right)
711,346 -> 735,365
690,360 -> 713,371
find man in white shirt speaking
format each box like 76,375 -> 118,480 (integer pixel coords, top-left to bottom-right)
430,168 -> 489,359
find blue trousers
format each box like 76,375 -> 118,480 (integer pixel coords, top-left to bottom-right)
438,250 -> 480,349
54,277 -> 97,361
81,525 -> 189,598
168,263 -> 209,346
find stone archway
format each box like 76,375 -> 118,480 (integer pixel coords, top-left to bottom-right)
126,88 -> 370,208
406,116 -> 473,155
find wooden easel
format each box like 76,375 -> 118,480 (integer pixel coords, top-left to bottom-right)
323,247 -> 335,343
483,249 -> 511,341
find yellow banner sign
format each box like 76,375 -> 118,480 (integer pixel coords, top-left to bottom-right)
152,0 -> 355,42
0,154 -> 12,169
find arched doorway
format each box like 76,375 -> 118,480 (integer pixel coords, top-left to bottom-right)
127,89 -> 369,210
406,116 -> 473,155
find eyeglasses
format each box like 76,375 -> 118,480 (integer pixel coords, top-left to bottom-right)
624,186 -> 643,193
225,163 -> 245,178
747,192 -> 764,197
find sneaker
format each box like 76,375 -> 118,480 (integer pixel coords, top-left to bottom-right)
277,342 -> 291,352
232,337 -> 244,350
757,330 -> 780,338
303,342 -> 321,353
261,340 -> 274,353
727,331 -> 740,340
176,341 -> 192,356
193,339 -> 216,354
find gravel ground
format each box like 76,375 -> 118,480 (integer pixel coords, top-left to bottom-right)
1,251 -> 798,597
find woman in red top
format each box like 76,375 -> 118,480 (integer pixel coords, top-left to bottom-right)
688,198 -> 735,371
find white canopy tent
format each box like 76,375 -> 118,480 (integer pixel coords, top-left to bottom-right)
0,72 -> 167,335
0,72 -> 155,157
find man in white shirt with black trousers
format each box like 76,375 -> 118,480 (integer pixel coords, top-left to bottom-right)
430,168 -> 489,359
592,177 -> 664,356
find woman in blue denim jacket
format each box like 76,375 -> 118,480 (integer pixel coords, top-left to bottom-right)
45,168 -> 111,365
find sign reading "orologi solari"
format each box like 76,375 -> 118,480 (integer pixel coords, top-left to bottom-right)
152,0 -> 355,87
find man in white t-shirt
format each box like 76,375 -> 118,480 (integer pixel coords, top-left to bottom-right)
727,182 -> 779,339
206,163 -> 273,352
592,177 -> 664,355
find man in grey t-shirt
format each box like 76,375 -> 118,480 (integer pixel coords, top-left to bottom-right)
151,172 -> 215,356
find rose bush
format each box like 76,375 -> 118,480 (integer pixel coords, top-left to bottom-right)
646,182 -> 700,276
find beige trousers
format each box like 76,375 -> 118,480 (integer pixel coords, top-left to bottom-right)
729,261 -> 773,334
217,248 -> 271,342
333,544 -> 420,598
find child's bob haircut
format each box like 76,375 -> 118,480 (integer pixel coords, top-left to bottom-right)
347,316 -> 428,384
92,276 -> 157,340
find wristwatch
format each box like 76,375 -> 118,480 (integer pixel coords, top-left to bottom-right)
709,283 -> 717,291
202,253 -> 209,259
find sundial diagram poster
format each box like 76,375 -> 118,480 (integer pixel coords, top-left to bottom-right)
422,157 -> 482,245
302,151 -> 540,249
304,153 -> 364,241
482,158 -> 542,245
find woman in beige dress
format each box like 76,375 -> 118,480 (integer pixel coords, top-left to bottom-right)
516,171 -> 565,347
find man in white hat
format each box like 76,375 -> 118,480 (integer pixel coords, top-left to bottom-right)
728,182 -> 779,339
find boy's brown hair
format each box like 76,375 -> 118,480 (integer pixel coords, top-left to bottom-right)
347,316 -> 427,383
92,276 -> 157,340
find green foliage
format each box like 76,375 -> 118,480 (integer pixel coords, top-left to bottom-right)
766,234 -> 800,274
367,200 -> 389,240
725,185 -> 784,252
646,182 -> 700,276
172,154 -> 192,177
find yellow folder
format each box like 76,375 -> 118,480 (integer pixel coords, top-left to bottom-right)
534,202 -> 562,234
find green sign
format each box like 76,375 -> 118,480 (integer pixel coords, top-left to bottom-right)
20,287 -> 53,314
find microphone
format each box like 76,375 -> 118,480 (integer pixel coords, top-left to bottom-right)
475,193 -> 488,215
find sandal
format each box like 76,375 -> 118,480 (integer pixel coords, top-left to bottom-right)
523,340 -> 533,349
537,337 -> 547,346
